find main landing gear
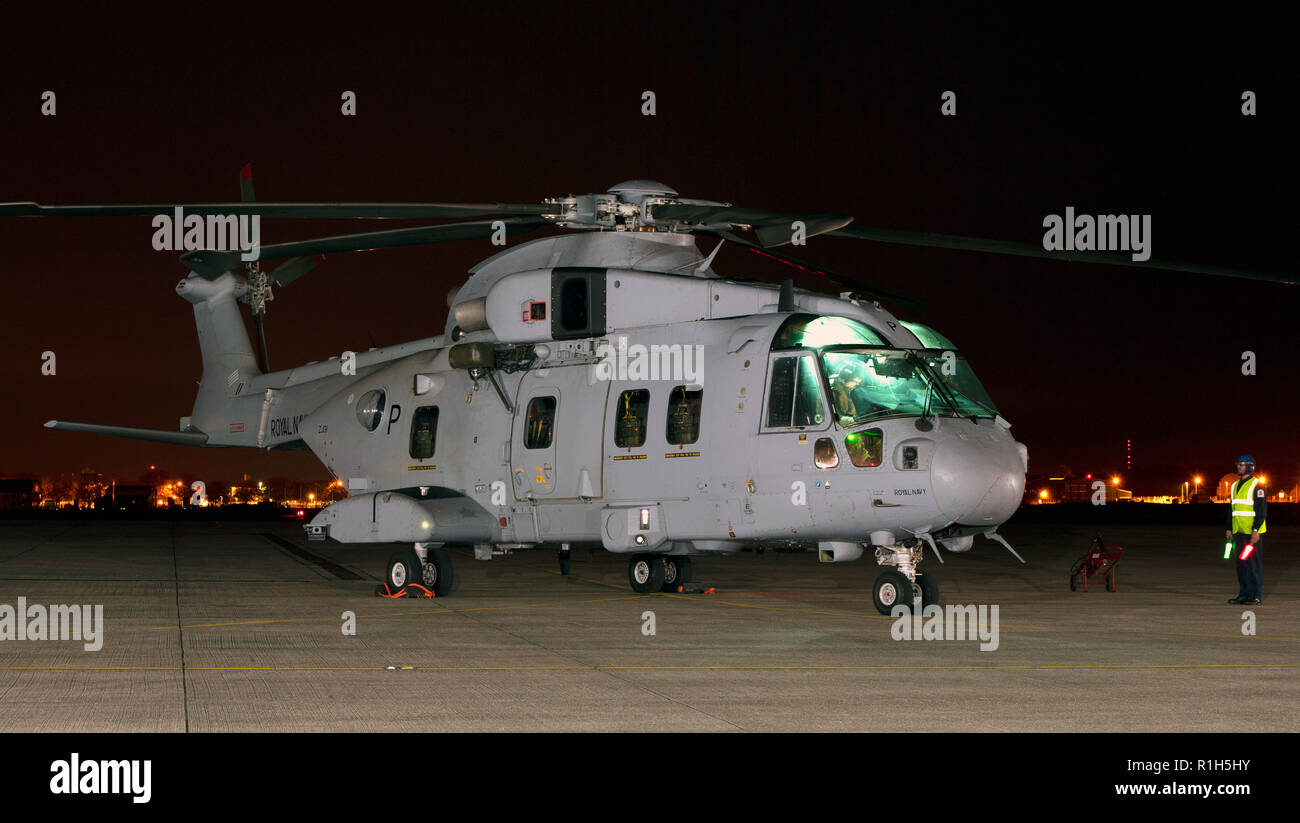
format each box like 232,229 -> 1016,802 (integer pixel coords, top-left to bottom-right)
627,554 -> 693,593
385,543 -> 455,597
871,544 -> 938,615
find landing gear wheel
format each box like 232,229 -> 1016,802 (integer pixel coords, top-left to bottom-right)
661,556 -> 693,592
913,572 -> 939,608
421,545 -> 455,597
386,548 -> 422,592
558,547 -> 572,576
872,570 -> 914,615
628,555 -> 666,594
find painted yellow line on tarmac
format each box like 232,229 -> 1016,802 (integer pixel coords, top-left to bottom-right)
2,663 -> 1295,673
1178,632 -> 1300,641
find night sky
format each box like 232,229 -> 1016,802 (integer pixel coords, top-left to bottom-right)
1,8 -> 1294,494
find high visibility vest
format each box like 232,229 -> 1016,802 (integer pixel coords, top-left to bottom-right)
1231,477 -> 1266,535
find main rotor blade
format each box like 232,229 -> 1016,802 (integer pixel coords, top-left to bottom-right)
713,230 -> 925,312
830,225 -> 1297,285
652,204 -> 852,248
268,254 -> 323,287
180,217 -> 546,277
0,201 -> 561,219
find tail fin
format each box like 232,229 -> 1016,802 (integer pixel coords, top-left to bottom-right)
175,272 -> 260,421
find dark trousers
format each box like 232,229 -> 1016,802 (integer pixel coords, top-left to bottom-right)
1234,533 -> 1263,600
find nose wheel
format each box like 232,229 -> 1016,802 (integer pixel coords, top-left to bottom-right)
871,544 -> 938,615
419,545 -> 455,596
386,543 -> 454,597
628,554 -> 666,593
872,570 -> 912,614
912,571 -> 939,608
662,556 -> 692,592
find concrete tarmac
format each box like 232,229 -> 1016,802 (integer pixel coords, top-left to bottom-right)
0,519 -> 1294,732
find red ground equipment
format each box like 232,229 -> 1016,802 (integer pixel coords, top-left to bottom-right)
1069,535 -> 1123,592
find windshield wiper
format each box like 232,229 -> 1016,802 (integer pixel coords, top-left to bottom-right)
939,381 -> 998,420
916,380 -> 936,431
906,352 -> 970,422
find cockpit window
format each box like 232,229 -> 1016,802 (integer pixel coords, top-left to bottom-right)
823,348 -> 997,422
916,351 -> 999,417
824,350 -> 949,423
900,321 -> 957,351
845,428 -> 883,467
766,355 -> 826,428
772,315 -> 886,349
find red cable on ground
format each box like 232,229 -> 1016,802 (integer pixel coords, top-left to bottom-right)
374,583 -> 435,598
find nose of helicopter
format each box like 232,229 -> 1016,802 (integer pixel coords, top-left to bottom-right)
929,431 -> 1026,527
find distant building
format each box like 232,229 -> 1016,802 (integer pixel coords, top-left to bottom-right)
0,478 -> 39,509
100,484 -> 154,511
1026,474 -> 1131,504
1214,473 -> 1238,502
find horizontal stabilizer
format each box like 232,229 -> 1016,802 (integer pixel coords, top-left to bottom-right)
44,420 -> 209,447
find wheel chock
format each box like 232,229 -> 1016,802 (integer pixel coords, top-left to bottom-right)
674,582 -> 715,594
374,582 -> 436,598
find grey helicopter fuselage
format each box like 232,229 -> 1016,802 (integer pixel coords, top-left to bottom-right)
175,231 -> 1027,567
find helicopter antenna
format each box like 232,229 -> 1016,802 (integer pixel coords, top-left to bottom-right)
693,238 -> 725,275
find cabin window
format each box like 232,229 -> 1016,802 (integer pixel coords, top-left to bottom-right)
524,396 -> 556,449
765,355 -> 825,428
814,437 -> 840,469
666,386 -> 703,445
409,406 -> 439,459
614,389 -> 650,448
845,428 -> 884,467
356,389 -> 386,432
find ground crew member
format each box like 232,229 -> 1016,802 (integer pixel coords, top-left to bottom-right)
1226,455 -> 1266,605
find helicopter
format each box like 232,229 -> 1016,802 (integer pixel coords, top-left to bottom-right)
5,176 -> 1292,614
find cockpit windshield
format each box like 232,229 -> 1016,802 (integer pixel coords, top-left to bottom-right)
915,351 -> 999,418
770,315 -> 999,424
821,348 -> 997,423
822,349 -> 947,423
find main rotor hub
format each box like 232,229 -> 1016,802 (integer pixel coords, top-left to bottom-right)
543,180 -> 728,234
606,180 -> 678,199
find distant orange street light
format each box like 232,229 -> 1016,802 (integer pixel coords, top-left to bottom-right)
1111,476 -> 1120,486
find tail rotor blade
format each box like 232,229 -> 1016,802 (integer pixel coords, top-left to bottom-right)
240,163 -> 256,203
